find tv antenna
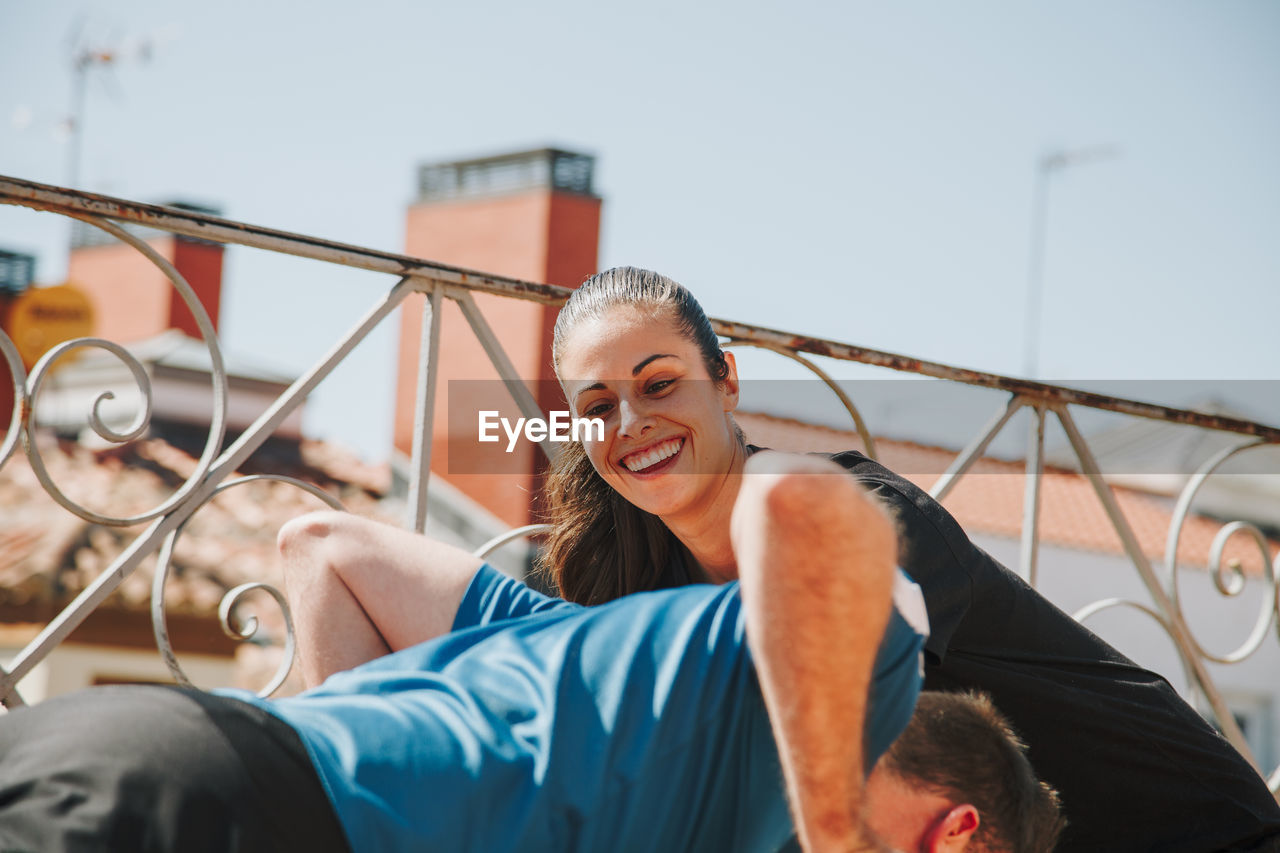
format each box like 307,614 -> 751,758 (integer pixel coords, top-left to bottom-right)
65,20 -> 177,188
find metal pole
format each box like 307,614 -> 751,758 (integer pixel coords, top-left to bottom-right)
406,285 -> 443,533
1022,146 -> 1120,379
930,394 -> 1025,503
454,291 -> 559,461
1023,161 -> 1050,378
1019,404 -> 1047,586
68,57 -> 88,189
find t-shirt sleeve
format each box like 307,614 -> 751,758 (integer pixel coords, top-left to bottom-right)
451,563 -> 580,632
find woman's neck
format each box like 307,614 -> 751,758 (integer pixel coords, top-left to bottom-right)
664,439 -> 747,584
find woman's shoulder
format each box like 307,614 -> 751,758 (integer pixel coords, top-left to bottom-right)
750,445 -> 967,543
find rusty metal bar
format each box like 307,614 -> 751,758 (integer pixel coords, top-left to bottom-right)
453,290 -> 559,462
0,176 -> 567,306
0,664 -> 25,709
1019,405 -> 1047,587
406,285 -> 443,533
711,318 -> 1280,443
929,394 -> 1025,503
4,175 -> 1279,443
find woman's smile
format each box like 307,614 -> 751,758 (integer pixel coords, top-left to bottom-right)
619,436 -> 685,475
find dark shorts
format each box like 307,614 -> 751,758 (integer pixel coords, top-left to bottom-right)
0,685 -> 350,853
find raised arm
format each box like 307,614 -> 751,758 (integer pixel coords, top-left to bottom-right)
731,452 -> 898,853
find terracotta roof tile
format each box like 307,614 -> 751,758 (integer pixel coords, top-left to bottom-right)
0,433 -> 392,619
738,411 -> 1278,576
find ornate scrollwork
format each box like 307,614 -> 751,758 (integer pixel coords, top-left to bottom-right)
1072,597 -> 1196,690
0,327 -> 26,470
1165,441 -> 1280,666
722,338 -> 878,461
1072,438 -> 1280,793
150,475 -> 345,698
218,582 -> 298,698
20,214 -> 227,526
1161,439 -> 1280,792
473,523 -> 552,560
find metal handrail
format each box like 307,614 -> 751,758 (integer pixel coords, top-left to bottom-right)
3,176 -> 1278,442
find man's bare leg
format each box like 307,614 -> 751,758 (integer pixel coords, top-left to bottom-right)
278,512 -> 482,688
731,452 -> 897,853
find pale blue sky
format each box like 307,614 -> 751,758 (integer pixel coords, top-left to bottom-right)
2,1 -> 1277,461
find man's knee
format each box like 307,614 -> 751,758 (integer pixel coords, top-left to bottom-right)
278,511 -> 373,582
279,510 -> 343,557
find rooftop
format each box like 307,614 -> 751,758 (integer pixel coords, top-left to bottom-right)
737,411 -> 1280,576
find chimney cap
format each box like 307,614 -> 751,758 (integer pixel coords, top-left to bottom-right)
417,147 -> 597,202
0,248 -> 37,296
70,198 -> 224,250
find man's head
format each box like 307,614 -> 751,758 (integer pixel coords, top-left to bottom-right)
864,691 -> 1065,853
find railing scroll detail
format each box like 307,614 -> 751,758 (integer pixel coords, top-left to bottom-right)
19,214 -> 229,527
722,338 -> 879,461
1165,442 -> 1280,668
149,475 -> 346,697
0,328 -> 27,469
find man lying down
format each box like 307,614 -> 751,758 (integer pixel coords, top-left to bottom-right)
0,453 -> 1062,852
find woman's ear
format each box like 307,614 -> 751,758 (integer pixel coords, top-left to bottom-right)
720,351 -> 740,412
923,804 -> 979,853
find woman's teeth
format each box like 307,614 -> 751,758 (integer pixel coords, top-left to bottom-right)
623,438 -> 683,472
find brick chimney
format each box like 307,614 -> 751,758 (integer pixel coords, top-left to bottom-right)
66,201 -> 225,342
0,249 -> 38,425
396,148 -> 602,528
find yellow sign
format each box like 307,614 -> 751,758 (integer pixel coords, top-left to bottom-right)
4,283 -> 95,370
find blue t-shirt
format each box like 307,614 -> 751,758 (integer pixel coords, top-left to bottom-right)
223,566 -> 926,852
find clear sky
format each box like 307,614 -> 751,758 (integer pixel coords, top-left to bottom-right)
2,1 -> 1278,461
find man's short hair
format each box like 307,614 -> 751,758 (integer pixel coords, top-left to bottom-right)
878,691 -> 1066,853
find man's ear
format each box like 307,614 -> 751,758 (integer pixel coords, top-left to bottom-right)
923,804 -> 979,852
720,350 -> 740,412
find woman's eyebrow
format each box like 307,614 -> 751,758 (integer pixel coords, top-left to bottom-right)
632,354 -> 676,376
571,381 -> 607,405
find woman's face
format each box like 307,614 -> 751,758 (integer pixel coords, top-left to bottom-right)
556,305 -> 741,523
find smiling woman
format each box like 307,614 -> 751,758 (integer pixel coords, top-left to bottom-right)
542,267 -> 748,600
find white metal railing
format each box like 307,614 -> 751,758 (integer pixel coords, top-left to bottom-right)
1,175 -> 1277,796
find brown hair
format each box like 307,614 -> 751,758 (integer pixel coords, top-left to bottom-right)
538,266 -> 736,604
879,691 -> 1066,853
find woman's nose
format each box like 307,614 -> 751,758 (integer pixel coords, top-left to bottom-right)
618,399 -> 654,439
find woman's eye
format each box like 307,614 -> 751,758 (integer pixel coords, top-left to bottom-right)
583,402 -> 613,418
646,379 -> 674,394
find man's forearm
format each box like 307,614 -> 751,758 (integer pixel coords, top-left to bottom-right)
732,453 -> 897,852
